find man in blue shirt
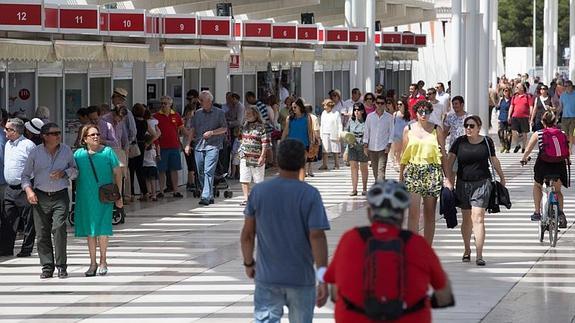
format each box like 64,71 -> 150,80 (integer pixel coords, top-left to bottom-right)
241,139 -> 330,323
560,80 -> 575,146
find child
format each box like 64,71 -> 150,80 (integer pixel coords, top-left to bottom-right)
230,128 -> 241,179
143,134 -> 159,201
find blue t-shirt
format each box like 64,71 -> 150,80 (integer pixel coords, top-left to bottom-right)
560,91 -> 575,118
244,177 -> 330,287
287,115 -> 309,147
498,97 -> 511,121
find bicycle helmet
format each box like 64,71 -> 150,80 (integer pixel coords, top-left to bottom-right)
367,180 -> 410,223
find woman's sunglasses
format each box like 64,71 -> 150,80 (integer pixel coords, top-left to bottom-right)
463,123 -> 476,129
417,109 -> 432,116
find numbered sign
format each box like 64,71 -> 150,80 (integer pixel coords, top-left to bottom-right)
382,32 -> 402,46
107,10 -> 145,35
415,34 -> 427,47
243,21 -> 272,40
199,17 -> 231,39
349,29 -> 367,45
297,25 -> 318,43
229,54 -> 240,69
0,1 -> 42,31
401,33 -> 415,45
325,28 -> 348,44
60,5 -> 99,33
272,24 -> 296,42
374,32 -> 382,46
43,5 -> 59,31
163,15 -> 196,38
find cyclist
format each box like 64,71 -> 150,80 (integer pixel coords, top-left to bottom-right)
520,111 -> 569,228
322,180 -> 454,323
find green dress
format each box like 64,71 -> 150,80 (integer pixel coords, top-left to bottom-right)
73,146 -> 120,237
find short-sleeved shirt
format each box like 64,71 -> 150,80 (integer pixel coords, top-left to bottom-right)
511,93 -> 534,118
444,112 -> 468,148
244,177 -> 330,287
449,136 -> 495,181
287,115 -> 310,147
560,91 -> 575,118
408,94 -> 426,119
154,110 -> 184,149
190,107 -> 228,151
324,222 -> 447,323
498,97 -> 511,121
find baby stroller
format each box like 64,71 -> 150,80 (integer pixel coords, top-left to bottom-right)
68,180 -> 125,226
190,147 -> 233,199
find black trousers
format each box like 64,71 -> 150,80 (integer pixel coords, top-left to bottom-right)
0,186 -> 34,255
128,142 -> 147,195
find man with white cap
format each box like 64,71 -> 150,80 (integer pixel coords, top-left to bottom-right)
24,118 -> 45,145
111,88 -> 137,202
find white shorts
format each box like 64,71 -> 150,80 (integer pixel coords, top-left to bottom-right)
239,159 -> 265,184
321,134 -> 341,153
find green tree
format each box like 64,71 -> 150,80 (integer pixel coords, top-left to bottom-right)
499,0 -> 569,66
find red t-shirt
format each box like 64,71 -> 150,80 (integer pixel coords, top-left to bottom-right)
408,94 -> 426,120
511,93 -> 534,118
324,223 -> 447,323
154,110 -> 184,149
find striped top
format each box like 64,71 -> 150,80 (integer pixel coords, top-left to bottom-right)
256,100 -> 274,134
239,121 -> 270,167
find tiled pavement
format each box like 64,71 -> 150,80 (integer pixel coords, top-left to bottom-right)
1,148 -> 575,322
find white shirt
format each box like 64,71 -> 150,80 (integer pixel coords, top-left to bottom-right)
4,136 -> 36,185
143,146 -> 157,167
279,87 -> 289,107
429,101 -> 446,128
332,100 -> 345,115
320,110 -> 342,138
343,99 -> 361,115
362,110 -> 394,151
437,92 -> 451,110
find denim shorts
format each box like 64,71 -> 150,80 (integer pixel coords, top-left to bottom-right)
254,282 -> 316,323
157,148 -> 182,172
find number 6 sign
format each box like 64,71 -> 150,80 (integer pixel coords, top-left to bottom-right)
272,24 -> 296,42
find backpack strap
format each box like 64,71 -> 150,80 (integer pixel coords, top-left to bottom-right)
356,226 -> 372,242
398,230 -> 413,244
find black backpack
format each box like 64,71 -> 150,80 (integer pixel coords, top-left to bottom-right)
342,227 -> 427,321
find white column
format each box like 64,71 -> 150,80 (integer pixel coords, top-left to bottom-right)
490,0 -> 499,85
570,0 -> 575,81
479,0 -> 490,135
352,0 -> 364,91
464,0 -> 479,115
551,1 -> 558,79
132,62 -> 146,104
363,0 -> 375,93
215,60 -> 228,103
450,0 -> 463,97
344,0 -> 352,27
300,61 -> 315,105
543,0 -> 558,84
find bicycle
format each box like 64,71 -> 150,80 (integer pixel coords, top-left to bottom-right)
521,157 -> 561,247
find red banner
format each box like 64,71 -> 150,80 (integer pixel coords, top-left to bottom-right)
60,8 -> 99,30
349,30 -> 366,44
108,12 -> 145,33
244,21 -> 271,38
401,33 -> 415,45
164,16 -> 196,36
325,28 -> 348,43
382,32 -> 402,45
297,26 -> 317,42
44,7 -> 59,29
100,12 -> 108,31
199,18 -> 231,37
415,34 -> 427,46
0,3 -> 41,28
272,24 -> 296,41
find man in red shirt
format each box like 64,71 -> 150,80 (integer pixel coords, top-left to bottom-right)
407,83 -> 426,120
322,180 -> 454,323
507,83 -> 534,153
153,96 -> 188,198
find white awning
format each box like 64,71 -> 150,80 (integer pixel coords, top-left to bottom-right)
270,48 -> 294,63
199,46 -> 230,62
54,40 -> 105,61
163,45 -> 200,62
241,46 -> 269,63
293,48 -> 315,62
338,49 -> 357,61
321,48 -> 339,62
105,43 -> 150,62
378,50 -> 418,61
0,38 -> 54,62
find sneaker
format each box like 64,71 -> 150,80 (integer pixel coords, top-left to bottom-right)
513,145 -> 521,153
531,212 -> 541,221
198,199 -> 210,206
500,147 -> 506,153
559,211 -> 567,228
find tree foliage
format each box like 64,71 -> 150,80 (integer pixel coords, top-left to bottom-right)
499,0 -> 570,65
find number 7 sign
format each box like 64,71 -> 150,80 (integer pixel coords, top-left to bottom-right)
243,21 -> 272,40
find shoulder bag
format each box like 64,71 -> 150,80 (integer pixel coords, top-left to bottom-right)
484,137 -> 511,213
306,114 -> 320,160
87,150 -> 121,203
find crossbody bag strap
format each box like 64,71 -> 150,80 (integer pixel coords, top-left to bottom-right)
87,150 -> 100,184
484,137 -> 496,182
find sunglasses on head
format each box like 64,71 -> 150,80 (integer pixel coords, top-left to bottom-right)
463,123 -> 476,129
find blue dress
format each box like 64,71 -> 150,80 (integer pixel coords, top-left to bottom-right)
287,115 -> 309,147
73,146 -> 119,237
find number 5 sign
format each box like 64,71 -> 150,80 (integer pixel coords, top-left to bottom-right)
199,17 -> 231,39
0,0 -> 42,31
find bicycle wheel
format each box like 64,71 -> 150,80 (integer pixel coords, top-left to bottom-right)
549,203 -> 559,247
538,219 -> 545,242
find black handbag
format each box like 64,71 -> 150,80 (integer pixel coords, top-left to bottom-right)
87,150 -> 121,203
484,138 -> 511,213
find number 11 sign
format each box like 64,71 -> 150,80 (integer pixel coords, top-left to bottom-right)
60,5 -> 99,34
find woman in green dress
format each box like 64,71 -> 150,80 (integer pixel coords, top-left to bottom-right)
74,124 -> 123,277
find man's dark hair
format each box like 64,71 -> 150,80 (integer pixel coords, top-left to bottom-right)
40,122 -> 59,134
245,91 -> 256,99
0,108 -> 9,126
77,107 -> 89,118
351,88 -> 361,95
452,96 -> 465,104
278,139 -> 306,171
87,105 -> 100,115
186,89 -> 199,99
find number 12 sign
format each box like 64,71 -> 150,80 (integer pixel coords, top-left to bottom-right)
0,1 -> 42,31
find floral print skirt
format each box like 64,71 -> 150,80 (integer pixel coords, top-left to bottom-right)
404,163 -> 443,198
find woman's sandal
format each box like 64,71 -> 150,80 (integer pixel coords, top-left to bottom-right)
462,254 -> 471,263
476,258 -> 486,266
349,191 -> 358,196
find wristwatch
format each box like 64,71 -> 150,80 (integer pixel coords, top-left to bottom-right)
243,259 -> 255,267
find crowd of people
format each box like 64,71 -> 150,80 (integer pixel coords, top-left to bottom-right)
1,71 -> 574,322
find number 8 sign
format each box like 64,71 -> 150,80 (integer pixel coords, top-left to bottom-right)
199,17 -> 231,39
